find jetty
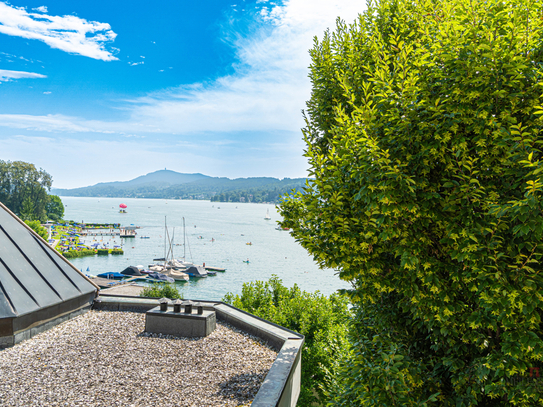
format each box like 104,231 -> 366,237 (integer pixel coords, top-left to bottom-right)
83,230 -> 119,236
90,276 -> 141,289
81,226 -> 137,238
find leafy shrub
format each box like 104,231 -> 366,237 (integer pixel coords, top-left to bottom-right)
279,0 -> 543,404
140,282 -> 183,300
223,276 -> 350,406
110,249 -> 124,255
96,249 -> 109,255
24,220 -> 48,240
62,249 -> 96,259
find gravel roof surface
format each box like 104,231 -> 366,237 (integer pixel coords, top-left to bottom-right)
0,310 -> 277,406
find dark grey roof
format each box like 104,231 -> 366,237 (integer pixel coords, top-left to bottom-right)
0,203 -> 97,319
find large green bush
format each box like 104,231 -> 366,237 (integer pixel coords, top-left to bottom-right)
223,276 -> 351,406
24,220 -> 48,240
279,0 -> 543,404
140,282 -> 183,300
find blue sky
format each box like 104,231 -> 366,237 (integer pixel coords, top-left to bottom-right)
0,0 -> 363,188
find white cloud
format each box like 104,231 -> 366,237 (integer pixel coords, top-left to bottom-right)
43,91 -> 51,94
0,113 -> 161,134
0,113 -> 93,132
123,134 -> 145,138
123,0 -> 363,133
0,69 -> 46,81
0,2 -> 117,61
129,61 -> 144,66
32,6 -> 48,13
0,1 -> 363,135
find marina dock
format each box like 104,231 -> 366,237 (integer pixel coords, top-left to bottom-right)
90,276 -> 141,288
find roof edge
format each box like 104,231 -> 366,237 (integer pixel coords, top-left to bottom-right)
0,202 -> 100,293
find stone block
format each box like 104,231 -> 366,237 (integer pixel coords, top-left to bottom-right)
145,306 -> 216,338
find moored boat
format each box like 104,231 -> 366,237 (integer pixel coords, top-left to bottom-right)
184,265 -> 208,278
97,271 -> 125,279
147,271 -> 175,283
162,268 -> 189,281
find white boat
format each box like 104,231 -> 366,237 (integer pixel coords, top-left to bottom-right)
162,268 -> 189,282
264,209 -> 271,220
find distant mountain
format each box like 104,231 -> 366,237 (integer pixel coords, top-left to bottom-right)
51,170 -> 307,203
94,170 -> 210,188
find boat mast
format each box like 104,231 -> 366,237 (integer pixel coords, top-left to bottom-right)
171,227 -> 175,260
183,217 -> 186,261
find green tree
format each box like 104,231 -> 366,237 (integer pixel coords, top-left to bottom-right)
224,276 -> 351,406
0,160 -> 52,221
46,194 -> 64,221
24,220 -> 48,240
279,0 -> 543,404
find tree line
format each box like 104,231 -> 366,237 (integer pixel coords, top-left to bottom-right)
0,160 -> 64,222
210,184 -> 303,203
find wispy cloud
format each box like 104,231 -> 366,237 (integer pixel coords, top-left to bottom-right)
32,6 -> 47,13
124,0 -> 363,134
0,69 -> 46,81
0,1 -> 362,135
0,2 -> 117,61
0,113 -> 160,134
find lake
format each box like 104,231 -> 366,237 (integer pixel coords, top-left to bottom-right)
62,197 -> 350,300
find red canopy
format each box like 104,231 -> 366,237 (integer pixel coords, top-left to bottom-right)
119,203 -> 127,209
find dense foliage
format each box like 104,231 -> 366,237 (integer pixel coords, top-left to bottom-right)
46,194 -> 64,221
0,160 -> 52,221
210,182 -> 304,203
140,282 -> 183,300
24,220 -> 48,240
223,276 -> 351,406
279,0 -> 543,404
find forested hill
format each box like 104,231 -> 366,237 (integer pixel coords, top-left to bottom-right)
52,170 -> 308,203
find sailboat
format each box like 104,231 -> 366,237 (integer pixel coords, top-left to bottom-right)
174,217 -> 208,278
264,209 -> 271,220
150,218 -> 189,282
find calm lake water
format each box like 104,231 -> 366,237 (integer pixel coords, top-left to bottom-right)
62,197 -> 350,300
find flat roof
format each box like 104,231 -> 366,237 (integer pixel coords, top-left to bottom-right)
0,310 -> 277,406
